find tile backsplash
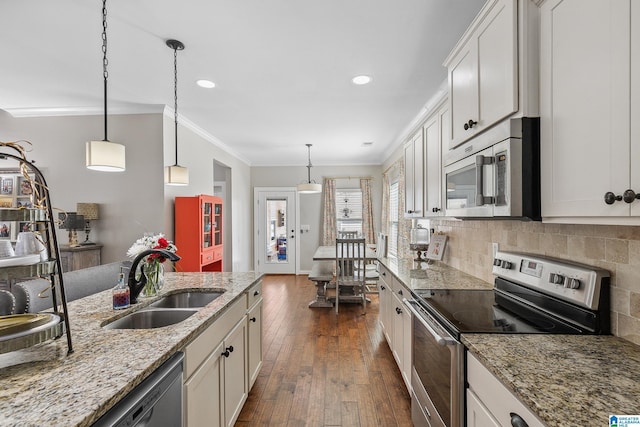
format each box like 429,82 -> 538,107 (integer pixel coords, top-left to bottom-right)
429,219 -> 640,345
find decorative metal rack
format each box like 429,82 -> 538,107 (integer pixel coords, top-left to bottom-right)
0,146 -> 73,354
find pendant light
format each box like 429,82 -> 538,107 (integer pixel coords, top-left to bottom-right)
164,39 -> 189,186
86,0 -> 126,172
297,144 -> 322,193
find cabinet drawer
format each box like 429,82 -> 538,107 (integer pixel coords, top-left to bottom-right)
202,247 -> 222,265
378,264 -> 390,286
467,353 -> 545,427
246,281 -> 262,309
184,295 -> 247,379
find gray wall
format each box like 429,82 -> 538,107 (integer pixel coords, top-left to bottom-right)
251,164 -> 383,272
0,110 -> 254,272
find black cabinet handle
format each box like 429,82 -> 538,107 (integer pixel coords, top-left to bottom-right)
510,413 -> 529,427
398,289 -> 403,296
227,345 -> 234,353
432,207 -> 441,212
380,285 -> 386,291
395,307 -> 402,314
623,189 -> 640,203
254,290 -> 260,296
604,192 -> 622,205
250,317 -> 257,322
222,349 -> 230,357
463,119 -> 478,130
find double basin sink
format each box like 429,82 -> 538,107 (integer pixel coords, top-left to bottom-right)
104,291 -> 224,330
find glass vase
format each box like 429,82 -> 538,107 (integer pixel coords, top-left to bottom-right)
141,259 -> 164,297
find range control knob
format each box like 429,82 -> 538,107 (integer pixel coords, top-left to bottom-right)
565,278 -> 581,289
549,273 -> 565,285
493,258 -> 501,266
500,260 -> 512,269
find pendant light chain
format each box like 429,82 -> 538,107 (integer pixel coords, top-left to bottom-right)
102,0 -> 109,141
173,45 -> 179,165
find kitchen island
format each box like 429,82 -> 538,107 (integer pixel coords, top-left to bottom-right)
0,271 -> 263,427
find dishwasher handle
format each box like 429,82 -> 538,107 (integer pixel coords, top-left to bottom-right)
403,299 -> 457,346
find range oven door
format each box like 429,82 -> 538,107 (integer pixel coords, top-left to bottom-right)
405,299 -> 464,427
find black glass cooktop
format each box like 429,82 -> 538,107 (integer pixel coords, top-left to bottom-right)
412,288 -> 584,335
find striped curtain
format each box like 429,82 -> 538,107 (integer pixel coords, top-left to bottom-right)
321,178 -> 336,245
360,178 -> 375,244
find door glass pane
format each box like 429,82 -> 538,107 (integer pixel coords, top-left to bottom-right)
266,198 -> 287,263
203,201 -> 212,249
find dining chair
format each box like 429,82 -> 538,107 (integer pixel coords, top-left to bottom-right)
338,231 -> 358,239
335,238 -> 367,314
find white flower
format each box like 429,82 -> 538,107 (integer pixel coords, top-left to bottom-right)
127,233 -> 177,259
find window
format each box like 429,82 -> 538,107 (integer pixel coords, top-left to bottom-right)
336,189 -> 362,235
388,181 -> 399,257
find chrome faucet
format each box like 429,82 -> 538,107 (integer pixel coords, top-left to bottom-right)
128,249 -> 181,303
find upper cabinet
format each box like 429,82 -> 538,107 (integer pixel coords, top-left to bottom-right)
540,0 -> 640,222
444,0 -> 538,150
404,128 -> 424,218
424,100 -> 449,216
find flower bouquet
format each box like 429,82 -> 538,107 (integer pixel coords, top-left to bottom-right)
127,233 -> 178,297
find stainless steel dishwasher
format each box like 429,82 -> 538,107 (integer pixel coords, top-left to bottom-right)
92,352 -> 184,427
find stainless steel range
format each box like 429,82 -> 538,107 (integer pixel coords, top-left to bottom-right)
404,251 -> 611,427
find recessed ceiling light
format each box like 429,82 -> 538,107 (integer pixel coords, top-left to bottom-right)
196,79 -> 216,89
362,141 -> 374,147
352,75 -> 372,85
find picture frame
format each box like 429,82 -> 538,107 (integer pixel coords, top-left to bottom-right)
1,177 -> 13,195
16,176 -> 33,196
0,222 -> 11,240
18,222 -> 31,233
426,234 -> 448,261
0,197 -> 12,208
16,197 -> 33,208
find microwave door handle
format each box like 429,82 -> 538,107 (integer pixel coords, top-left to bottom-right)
475,155 -> 495,206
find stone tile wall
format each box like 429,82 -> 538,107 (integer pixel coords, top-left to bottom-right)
429,219 -> 640,345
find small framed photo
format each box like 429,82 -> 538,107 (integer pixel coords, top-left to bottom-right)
18,222 -> 31,233
0,222 -> 11,239
0,197 -> 12,208
426,234 -> 448,261
1,178 -> 13,195
17,177 -> 33,196
16,197 -> 33,208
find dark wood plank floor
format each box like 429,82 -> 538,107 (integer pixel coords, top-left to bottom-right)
236,274 -> 412,427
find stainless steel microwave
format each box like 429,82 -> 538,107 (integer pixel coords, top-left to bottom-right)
443,117 -> 540,220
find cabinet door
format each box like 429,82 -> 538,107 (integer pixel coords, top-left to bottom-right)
632,2 -> 640,217
378,269 -> 392,343
223,319 -> 248,427
185,341 -> 224,427
247,300 -> 263,390
466,389 -> 500,427
425,110 -> 443,216
449,43 -> 478,148
391,292 -> 404,371
403,129 -> 424,217
400,297 -> 412,393
540,0 -> 630,217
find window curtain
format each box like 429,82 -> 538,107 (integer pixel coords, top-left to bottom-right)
381,170 -> 390,236
398,157 -> 412,259
321,178 -> 336,245
360,178 -> 375,244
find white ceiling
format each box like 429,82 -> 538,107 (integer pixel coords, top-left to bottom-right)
0,0 -> 486,166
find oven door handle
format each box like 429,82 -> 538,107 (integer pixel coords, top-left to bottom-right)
403,299 -> 457,346
475,155 -> 495,206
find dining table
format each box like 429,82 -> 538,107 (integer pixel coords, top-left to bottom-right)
308,244 -> 377,308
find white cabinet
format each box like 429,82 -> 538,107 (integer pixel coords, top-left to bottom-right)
377,264 -> 392,343
247,282 -> 263,390
183,295 -> 250,427
445,0 -> 518,149
540,0 -> 640,222
424,100 -> 449,216
390,280 -> 412,393
404,128 -> 425,217
466,352 -> 545,427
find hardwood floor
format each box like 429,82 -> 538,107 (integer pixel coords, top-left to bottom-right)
236,274 -> 412,426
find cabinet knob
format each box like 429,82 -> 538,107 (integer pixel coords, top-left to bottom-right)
510,413 -> 529,427
380,285 -> 386,291
623,189 -> 640,204
250,317 -> 257,322
254,290 -> 260,296
227,345 -> 234,353
604,191 -> 623,205
395,307 -> 402,314
463,119 -> 478,130
432,207 -> 441,212
222,349 -> 230,358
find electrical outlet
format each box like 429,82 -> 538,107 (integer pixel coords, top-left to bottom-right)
492,242 -> 499,259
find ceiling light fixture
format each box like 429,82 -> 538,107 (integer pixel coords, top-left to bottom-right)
352,75 -> 372,85
86,0 -> 126,172
296,144 -> 322,194
165,39 -> 189,186
196,79 -> 216,89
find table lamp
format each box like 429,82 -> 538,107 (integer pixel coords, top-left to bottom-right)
59,212 -> 86,247
410,225 -> 430,261
76,203 -> 99,245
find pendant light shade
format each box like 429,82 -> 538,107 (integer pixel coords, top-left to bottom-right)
86,0 -> 125,172
165,39 -> 189,186
297,144 -> 322,194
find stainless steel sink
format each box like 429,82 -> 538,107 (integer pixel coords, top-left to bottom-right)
104,309 -> 197,330
149,291 -> 225,309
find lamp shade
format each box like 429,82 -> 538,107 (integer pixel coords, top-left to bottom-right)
296,182 -> 322,194
77,203 -> 99,221
165,165 -> 189,186
86,140 -> 126,172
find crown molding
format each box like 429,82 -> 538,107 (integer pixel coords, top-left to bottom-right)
4,104 -> 165,118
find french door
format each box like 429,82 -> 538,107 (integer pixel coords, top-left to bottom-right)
254,188 -> 297,274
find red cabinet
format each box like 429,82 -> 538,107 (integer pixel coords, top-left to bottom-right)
175,195 -> 223,272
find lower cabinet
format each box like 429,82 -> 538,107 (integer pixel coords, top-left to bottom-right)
466,352 -> 545,427
377,265 -> 393,343
183,284 -> 264,427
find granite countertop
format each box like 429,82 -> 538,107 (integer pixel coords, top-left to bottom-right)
463,334 -> 640,426
0,271 -> 263,427
379,257 -> 494,291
